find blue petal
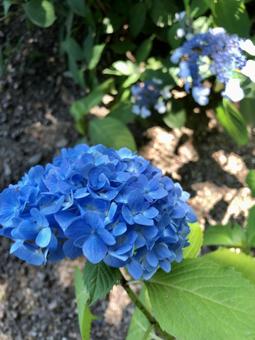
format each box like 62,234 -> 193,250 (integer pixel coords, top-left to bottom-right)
127,190 -> 144,211
35,227 -> 52,248
65,217 -> 92,239
30,208 -> 48,228
10,241 -> 45,266
143,207 -> 159,219
154,243 -> 172,259
134,214 -> 154,226
146,251 -> 159,267
63,239 -> 82,259
135,234 -> 146,248
104,255 -> 126,268
126,260 -> 143,280
160,260 -> 171,273
85,212 -> 104,229
97,228 -> 116,246
39,195 -> 64,215
112,223 -> 127,236
82,235 -> 107,264
54,210 -> 78,231
11,220 -> 37,240
74,188 -> 90,199
148,188 -> 168,200
0,188 -> 19,225
106,202 -> 118,223
122,206 -> 134,225
140,225 -> 158,239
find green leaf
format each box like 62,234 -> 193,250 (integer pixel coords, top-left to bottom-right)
190,0 -> 210,17
74,268 -> 95,340
245,205 -> 255,247
146,257 -> 255,340
163,109 -> 186,129
62,37 -> 84,61
240,98 -> 255,126
136,37 -> 154,63
89,117 -> 137,150
122,73 -> 141,88
67,0 -> 87,16
206,249 -> 255,285
126,287 -> 155,340
129,3 -> 146,37
183,223 -> 203,259
150,0 -> 177,27
3,0 -> 12,15
107,61 -> 138,76
70,79 -> 113,121
246,170 -> 255,197
216,99 -> 248,146
110,40 -> 136,54
70,89 -> 103,121
109,102 -> 135,124
83,32 -> 94,63
203,223 -> 245,247
23,0 -> 56,28
212,0 -> 250,36
67,56 -> 85,89
83,262 -> 121,306
88,44 -> 105,70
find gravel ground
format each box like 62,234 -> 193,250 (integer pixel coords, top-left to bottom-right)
1,12 -> 255,340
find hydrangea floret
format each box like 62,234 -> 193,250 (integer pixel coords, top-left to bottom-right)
131,78 -> 172,118
171,28 -> 255,105
0,144 -> 196,280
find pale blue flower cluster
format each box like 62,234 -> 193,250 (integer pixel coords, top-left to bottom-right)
131,79 -> 172,118
0,144 -> 195,280
171,28 -> 255,105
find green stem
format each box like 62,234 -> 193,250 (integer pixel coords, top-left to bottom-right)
120,275 -> 175,340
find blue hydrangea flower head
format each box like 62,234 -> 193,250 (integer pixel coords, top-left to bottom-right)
0,144 -> 196,280
131,78 -> 172,118
171,28 -> 255,105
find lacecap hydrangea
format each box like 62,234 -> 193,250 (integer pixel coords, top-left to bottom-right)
0,144 -> 196,280
171,28 -> 255,105
131,78 -> 172,118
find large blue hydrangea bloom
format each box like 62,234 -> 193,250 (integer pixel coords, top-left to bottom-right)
0,144 -> 196,280
131,79 -> 172,118
171,28 -> 255,105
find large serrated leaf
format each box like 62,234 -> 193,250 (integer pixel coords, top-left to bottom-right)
89,117 -> 137,151
146,257 -> 255,340
74,268 -> 95,340
203,223 -> 245,247
245,205 -> 255,247
183,222 -> 203,259
23,0 -> 56,28
206,249 -> 255,285
83,262 -> 121,306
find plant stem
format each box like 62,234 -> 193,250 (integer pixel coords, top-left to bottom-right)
120,275 -> 175,340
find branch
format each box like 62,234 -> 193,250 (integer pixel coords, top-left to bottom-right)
120,275 -> 175,340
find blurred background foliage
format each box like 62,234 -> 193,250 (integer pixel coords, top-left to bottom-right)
1,0 -> 255,150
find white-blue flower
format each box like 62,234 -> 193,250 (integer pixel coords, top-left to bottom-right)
222,78 -> 244,102
192,86 -> 210,106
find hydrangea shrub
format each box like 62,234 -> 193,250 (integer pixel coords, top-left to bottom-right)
171,28 -> 255,105
131,79 -> 172,118
0,144 -> 195,280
